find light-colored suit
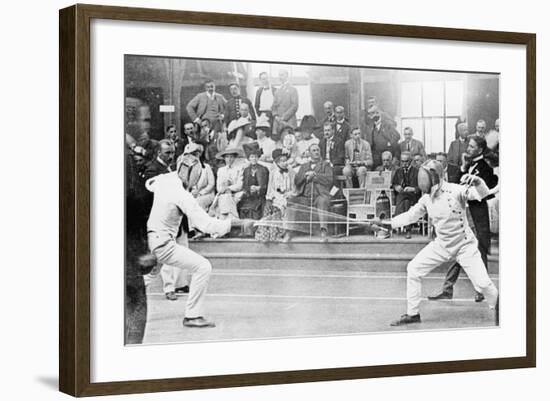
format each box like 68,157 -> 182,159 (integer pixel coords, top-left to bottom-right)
272,83 -> 299,128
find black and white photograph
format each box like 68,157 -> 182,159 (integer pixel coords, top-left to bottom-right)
125,56 -> 501,345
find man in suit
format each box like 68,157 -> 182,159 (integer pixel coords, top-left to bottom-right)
399,127 -> 426,159
343,127 -> 373,188
334,105 -> 351,141
447,122 -> 469,166
254,72 -> 276,124
475,119 -> 487,137
272,69 -> 299,134
283,143 -> 333,242
436,152 -> 461,183
319,122 -> 346,176
186,79 -> 226,132
164,124 -> 185,161
322,101 -> 336,125
429,135 -> 499,302
366,106 -> 401,168
224,82 -> 256,125
375,150 -> 397,182
392,151 -> 421,239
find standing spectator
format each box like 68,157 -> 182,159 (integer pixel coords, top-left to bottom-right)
474,119 -> 487,137
494,118 -> 500,133
399,127 -> 426,158
254,72 -> 276,125
319,122 -> 346,176
272,69 -> 299,135
283,144 -> 333,242
322,101 -> 336,125
428,135 -> 499,302
364,96 -> 397,143
447,122 -> 469,166
239,143 -> 270,236
392,151 -> 420,239
334,105 -> 351,140
186,78 -> 226,132
224,82 -> 256,126
368,107 -> 401,168
255,149 -> 296,242
436,152 -> 461,183
211,147 -> 245,221
343,127 -> 373,188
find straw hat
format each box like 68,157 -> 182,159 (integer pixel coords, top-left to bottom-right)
215,147 -> 244,160
227,117 -> 252,134
255,114 -> 271,129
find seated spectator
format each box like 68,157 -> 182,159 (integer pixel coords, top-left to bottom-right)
256,149 -> 296,242
165,124 -> 185,160
435,152 -> 461,183
392,151 -> 420,239
200,118 -> 223,176
295,117 -> 320,166
319,122 -> 346,176
226,118 -> 254,170
399,127 -> 426,158
281,126 -> 299,167
188,144 -> 216,211
210,147 -> 244,220
375,150 -> 397,181
343,127 -> 373,188
255,115 -> 277,165
238,143 -> 270,236
143,139 -> 175,180
136,131 -> 159,162
283,144 -> 333,242
412,153 -> 425,169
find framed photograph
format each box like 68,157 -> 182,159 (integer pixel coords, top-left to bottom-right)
59,4 -> 536,397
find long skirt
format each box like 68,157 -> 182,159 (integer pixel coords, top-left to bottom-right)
255,203 -> 285,242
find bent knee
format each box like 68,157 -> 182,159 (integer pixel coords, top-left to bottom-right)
197,258 -> 212,275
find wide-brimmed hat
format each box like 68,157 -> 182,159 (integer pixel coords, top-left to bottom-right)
271,148 -> 286,162
243,142 -> 263,159
255,114 -> 271,129
227,117 -> 252,134
215,147 -> 244,160
183,142 -> 203,155
298,115 -> 319,132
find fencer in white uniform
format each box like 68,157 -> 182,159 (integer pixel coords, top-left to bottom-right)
146,171 -> 237,328
379,160 -> 499,326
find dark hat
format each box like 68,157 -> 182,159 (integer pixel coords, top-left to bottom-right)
243,142 -> 263,158
271,148 -> 285,162
298,115 -> 319,132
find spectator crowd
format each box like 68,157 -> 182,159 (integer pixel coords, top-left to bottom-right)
126,70 -> 501,245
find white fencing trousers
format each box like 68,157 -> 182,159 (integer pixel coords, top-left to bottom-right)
160,265 -> 190,293
150,238 -> 212,318
406,240 -> 498,316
